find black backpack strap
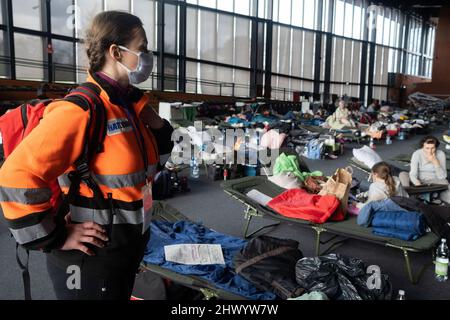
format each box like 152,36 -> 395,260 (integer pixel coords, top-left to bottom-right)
20,105 -> 28,129
60,82 -> 108,209
20,99 -> 54,132
15,243 -> 31,300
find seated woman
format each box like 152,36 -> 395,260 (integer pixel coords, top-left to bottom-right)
325,99 -> 356,130
399,136 -> 450,204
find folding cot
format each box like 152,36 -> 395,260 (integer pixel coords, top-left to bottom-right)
298,125 -> 368,144
140,201 -> 250,300
221,176 -> 440,284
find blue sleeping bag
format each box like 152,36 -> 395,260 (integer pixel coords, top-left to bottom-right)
143,220 -> 276,300
226,117 -> 250,126
371,211 -> 427,241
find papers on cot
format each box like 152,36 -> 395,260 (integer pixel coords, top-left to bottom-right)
164,244 -> 225,265
246,189 -> 274,206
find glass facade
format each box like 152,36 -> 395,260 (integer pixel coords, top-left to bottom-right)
0,0 -> 438,103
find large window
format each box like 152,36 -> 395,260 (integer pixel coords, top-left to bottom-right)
186,7 -> 251,95
0,0 -> 4,25
13,0 -> 43,31
0,31 -> 9,78
188,0 -> 253,16
132,0 -> 157,52
74,0 -> 103,38
51,0 -> 75,37
105,0 -> 130,11
53,39 -> 75,83
0,0 -> 439,101
14,33 -> 45,81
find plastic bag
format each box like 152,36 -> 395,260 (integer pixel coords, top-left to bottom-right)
295,254 -> 392,300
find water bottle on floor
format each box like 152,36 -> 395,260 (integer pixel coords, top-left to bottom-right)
435,238 -> 449,282
396,290 -> 406,300
369,137 -> 375,149
190,156 -> 200,179
386,135 -> 392,145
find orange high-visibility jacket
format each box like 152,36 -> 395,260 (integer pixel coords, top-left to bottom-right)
0,72 -> 174,276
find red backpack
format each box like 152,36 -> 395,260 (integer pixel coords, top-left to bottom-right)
0,99 -> 62,208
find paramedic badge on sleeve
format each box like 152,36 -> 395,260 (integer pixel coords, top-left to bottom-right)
142,182 -> 153,234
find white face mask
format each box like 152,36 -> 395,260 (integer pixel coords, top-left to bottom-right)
117,45 -> 154,85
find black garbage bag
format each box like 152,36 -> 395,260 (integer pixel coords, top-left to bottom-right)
233,236 -> 305,300
295,254 -> 392,300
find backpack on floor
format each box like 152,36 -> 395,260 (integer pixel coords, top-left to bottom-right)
0,83 -> 108,300
152,170 -> 174,200
304,139 -> 324,160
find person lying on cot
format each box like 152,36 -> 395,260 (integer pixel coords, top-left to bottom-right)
399,136 -> 450,204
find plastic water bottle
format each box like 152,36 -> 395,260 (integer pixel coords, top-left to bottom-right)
396,290 -> 406,300
386,135 -> 392,145
435,238 -> 449,282
190,156 -> 200,179
369,137 -> 375,149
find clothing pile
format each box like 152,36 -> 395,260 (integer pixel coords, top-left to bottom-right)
272,153 -> 323,183
364,122 -> 386,139
391,197 -> 450,242
143,220 -> 277,300
357,199 -> 427,241
408,92 -> 450,111
260,130 -> 287,150
287,128 -> 321,153
267,188 -> 344,224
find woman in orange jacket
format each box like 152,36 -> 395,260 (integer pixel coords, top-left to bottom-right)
0,11 -> 174,300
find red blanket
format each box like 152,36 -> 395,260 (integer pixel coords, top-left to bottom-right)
268,189 -> 344,224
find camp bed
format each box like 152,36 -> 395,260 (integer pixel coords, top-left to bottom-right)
221,176 -> 440,284
348,157 -> 407,178
298,124 -> 327,134
140,201 -> 249,300
330,129 -> 369,145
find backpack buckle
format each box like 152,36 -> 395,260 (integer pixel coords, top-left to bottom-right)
75,162 -> 90,180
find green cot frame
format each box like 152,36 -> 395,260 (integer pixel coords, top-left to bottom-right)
222,177 -> 440,285
140,201 -> 248,300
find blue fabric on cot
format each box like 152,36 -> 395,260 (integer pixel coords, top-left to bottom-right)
143,220 -> 277,300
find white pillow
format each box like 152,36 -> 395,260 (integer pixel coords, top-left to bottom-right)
352,145 -> 383,169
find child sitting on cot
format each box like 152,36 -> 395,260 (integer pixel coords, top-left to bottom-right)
349,162 -> 409,215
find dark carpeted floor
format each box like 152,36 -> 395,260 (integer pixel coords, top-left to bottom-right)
1,126 -> 449,300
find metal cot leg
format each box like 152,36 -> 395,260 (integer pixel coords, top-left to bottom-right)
401,248 -> 434,285
312,227 -> 326,256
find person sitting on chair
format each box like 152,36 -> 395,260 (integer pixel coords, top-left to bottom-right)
399,136 -> 450,204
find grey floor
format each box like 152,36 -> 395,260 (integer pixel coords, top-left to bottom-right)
1,127 -> 450,300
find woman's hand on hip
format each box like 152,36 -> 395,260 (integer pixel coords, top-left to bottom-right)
60,221 -> 109,256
